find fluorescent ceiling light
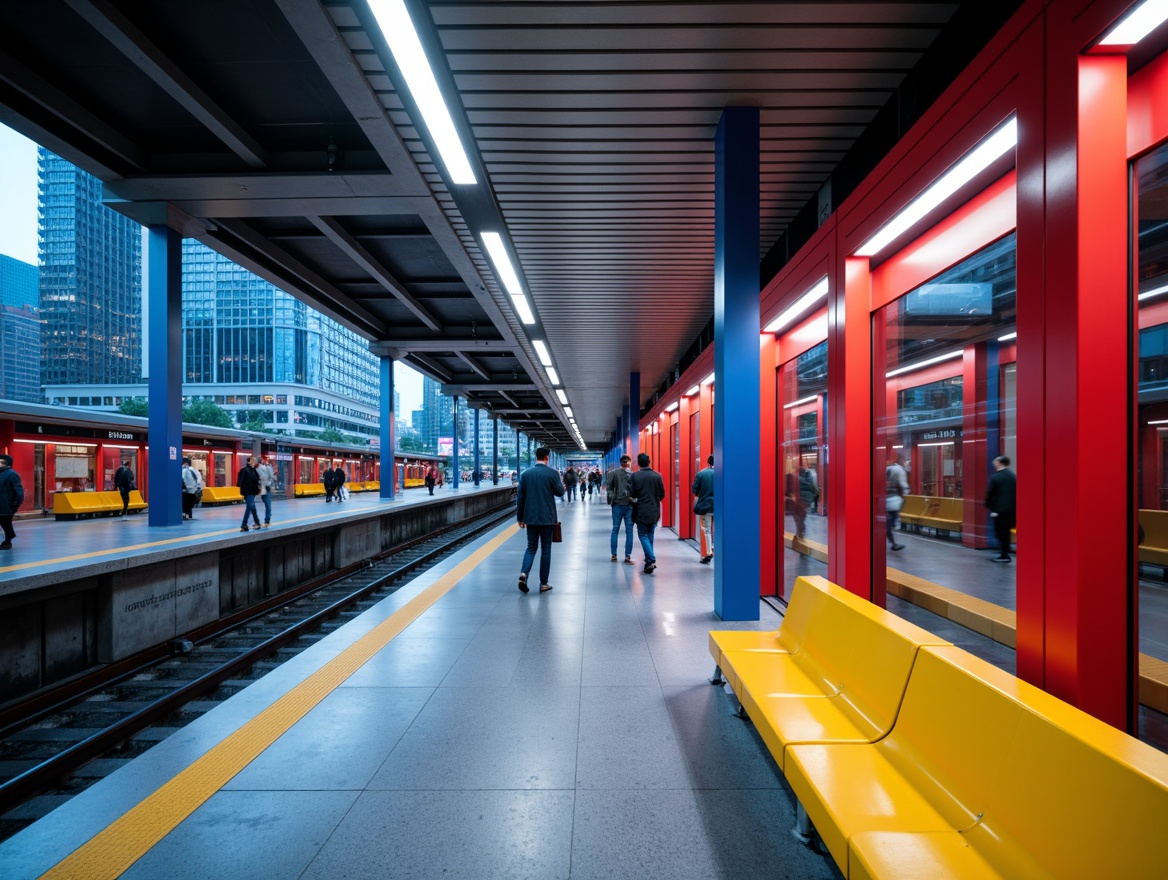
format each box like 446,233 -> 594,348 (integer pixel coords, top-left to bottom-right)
917,441 -> 956,448
684,385 -> 700,397
764,276 -> 829,333
546,367 -> 561,386
481,232 -> 535,324
885,349 -> 963,378
532,340 -> 553,367
783,395 -> 818,410
665,402 -> 679,413
1138,282 -> 1168,301
997,331 -> 1017,342
367,0 -> 476,185
1099,0 -> 1168,46
1149,419 -> 1168,425
556,389 -> 568,405
564,406 -> 573,419
856,118 -> 1017,258
701,372 -> 715,386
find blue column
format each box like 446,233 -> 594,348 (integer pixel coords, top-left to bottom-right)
492,417 -> 499,484
146,226 -> 182,527
621,405 -> 630,456
629,372 -> 640,463
473,407 -> 481,486
380,356 -> 395,500
713,106 -> 761,621
452,396 -> 460,489
516,432 -> 523,474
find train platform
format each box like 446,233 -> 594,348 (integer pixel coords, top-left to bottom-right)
0,483 -> 509,592
0,497 -> 839,880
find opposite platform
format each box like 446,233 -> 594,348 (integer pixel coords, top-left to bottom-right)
0,497 -> 839,880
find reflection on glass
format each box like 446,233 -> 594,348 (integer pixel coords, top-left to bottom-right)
778,340 -> 828,598
1134,142 -> 1168,749
874,233 -> 1017,610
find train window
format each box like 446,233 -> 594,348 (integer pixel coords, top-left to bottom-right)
874,233 -> 1018,617
1133,140 -> 1168,749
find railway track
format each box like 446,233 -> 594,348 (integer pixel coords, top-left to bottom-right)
0,506 -> 515,844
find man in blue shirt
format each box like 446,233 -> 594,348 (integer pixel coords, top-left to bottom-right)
516,447 -> 565,593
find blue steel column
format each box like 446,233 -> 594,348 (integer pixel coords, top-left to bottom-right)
713,106 -> 761,621
629,372 -> 640,463
380,356 -> 395,500
146,226 -> 182,527
621,405 -> 630,456
492,417 -> 499,484
452,396 -> 460,489
516,432 -> 523,474
473,407 -> 481,486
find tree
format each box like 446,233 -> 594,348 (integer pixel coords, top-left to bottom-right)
238,416 -> 269,433
319,427 -> 346,444
182,399 -> 234,428
398,434 -> 425,452
118,397 -> 149,417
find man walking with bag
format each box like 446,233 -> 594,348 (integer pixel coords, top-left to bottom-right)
237,456 -> 262,532
516,446 -> 565,594
605,454 -> 635,564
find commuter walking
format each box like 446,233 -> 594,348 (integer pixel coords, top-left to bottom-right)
606,454 -> 636,564
323,465 -> 336,502
256,455 -> 275,527
237,456 -> 262,532
985,455 -> 1017,563
114,459 -> 135,517
425,466 -> 437,495
335,467 -> 347,502
0,454 -> 24,550
588,469 -> 601,500
516,446 -> 565,594
180,457 -> 204,520
800,465 -> 820,515
785,470 -> 807,539
564,467 -> 578,503
886,452 -> 909,551
630,452 -> 666,573
692,455 -> 715,563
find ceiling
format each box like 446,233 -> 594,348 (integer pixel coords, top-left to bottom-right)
0,0 -> 969,450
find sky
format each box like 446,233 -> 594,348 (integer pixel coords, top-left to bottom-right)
0,123 -> 424,419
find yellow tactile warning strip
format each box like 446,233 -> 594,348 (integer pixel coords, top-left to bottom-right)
39,523 -> 519,880
0,508 -> 397,575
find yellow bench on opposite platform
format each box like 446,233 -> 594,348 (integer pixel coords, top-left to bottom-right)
916,496 -> 963,534
786,644 -> 1168,878
1139,508 -> 1168,569
200,486 -> 243,505
897,494 -> 929,528
708,576 -> 949,774
294,483 -> 325,497
53,490 -> 147,519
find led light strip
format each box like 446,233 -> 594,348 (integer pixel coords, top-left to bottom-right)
764,277 -> 829,333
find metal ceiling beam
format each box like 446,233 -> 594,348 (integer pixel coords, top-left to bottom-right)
309,215 -> 442,332
104,174 -> 419,202
371,339 -> 514,355
0,49 -> 147,173
408,353 -> 452,384
441,384 -> 537,395
64,0 -> 269,168
455,352 -> 492,382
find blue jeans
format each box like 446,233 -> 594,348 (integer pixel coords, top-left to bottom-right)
610,504 -> 633,557
242,495 -> 260,528
637,521 -> 656,563
521,524 -> 556,585
261,490 -> 272,524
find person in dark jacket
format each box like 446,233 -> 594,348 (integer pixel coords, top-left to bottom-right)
323,466 -> 336,502
334,467 -> 347,502
0,454 -> 25,549
630,452 -> 666,573
425,466 -> 437,495
516,446 -> 565,593
606,454 -> 635,563
563,467 -> 578,503
114,459 -> 135,516
237,456 -> 262,532
692,455 -> 715,563
985,455 -> 1017,562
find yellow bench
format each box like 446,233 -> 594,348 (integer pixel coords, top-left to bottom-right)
786,644 -> 1168,878
53,490 -> 147,519
294,483 -> 326,497
709,577 -> 949,773
898,494 -> 929,528
200,486 -> 243,505
405,478 -> 424,488
916,496 -> 963,534
1139,508 -> 1168,569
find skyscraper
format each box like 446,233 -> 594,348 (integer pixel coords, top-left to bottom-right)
0,254 -> 38,309
37,148 -> 141,386
0,255 -> 41,402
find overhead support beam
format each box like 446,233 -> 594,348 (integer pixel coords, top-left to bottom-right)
104,174 -> 421,204
207,221 -> 383,339
65,0 -> 268,168
370,339 -> 515,356
0,49 -> 147,173
455,352 -> 492,382
441,384 -> 538,396
407,353 -> 452,384
309,215 -> 442,332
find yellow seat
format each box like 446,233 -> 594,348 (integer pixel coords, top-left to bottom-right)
787,645 -> 1168,878
708,575 -> 832,674
918,496 -> 963,533
294,482 -> 325,497
200,486 -> 243,504
1139,509 -> 1168,567
53,491 -> 117,518
404,478 -> 424,488
127,489 -> 148,511
899,495 -> 928,527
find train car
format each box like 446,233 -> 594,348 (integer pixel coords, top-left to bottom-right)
0,402 -> 447,515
